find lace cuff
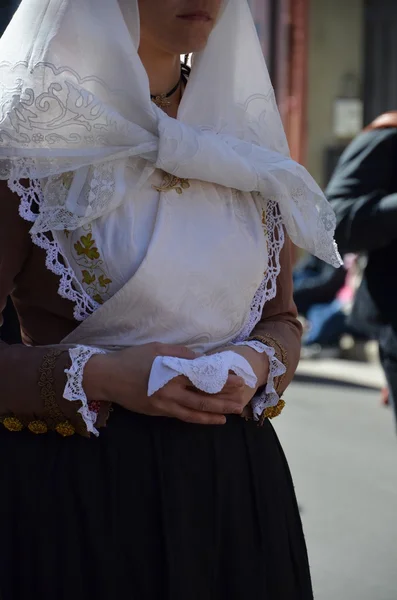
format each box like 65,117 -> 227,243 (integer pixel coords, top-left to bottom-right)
64,346 -> 107,436
234,338 -> 287,422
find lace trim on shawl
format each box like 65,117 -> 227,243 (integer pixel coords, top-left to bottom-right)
9,173 -> 284,333
233,198 -> 284,343
8,176 -> 99,321
8,175 -> 286,428
9,171 -> 285,347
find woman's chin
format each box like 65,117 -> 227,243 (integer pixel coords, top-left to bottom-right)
173,24 -> 214,53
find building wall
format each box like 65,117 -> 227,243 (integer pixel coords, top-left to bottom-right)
247,0 -> 273,64
306,0 -> 364,187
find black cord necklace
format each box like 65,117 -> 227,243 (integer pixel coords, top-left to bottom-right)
150,64 -> 191,109
150,76 -> 182,109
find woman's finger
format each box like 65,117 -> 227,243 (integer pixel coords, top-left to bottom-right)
159,344 -> 198,360
184,374 -> 244,394
223,374 -> 245,389
174,389 -> 245,415
169,403 -> 227,426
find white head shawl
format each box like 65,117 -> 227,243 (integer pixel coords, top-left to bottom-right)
0,0 -> 341,267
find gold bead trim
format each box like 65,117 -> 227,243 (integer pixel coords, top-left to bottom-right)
28,420 -> 48,435
55,422 -> 76,438
0,349 -> 81,437
1,417 -> 24,432
241,399 -> 286,426
1,417 -> 76,437
259,400 -> 285,427
261,399 -> 286,424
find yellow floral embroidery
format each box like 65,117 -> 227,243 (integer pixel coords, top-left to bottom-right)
69,224 -> 113,305
153,173 -> 190,195
74,233 -> 100,261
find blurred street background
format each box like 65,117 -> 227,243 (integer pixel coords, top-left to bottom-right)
275,363 -> 397,600
247,7 -> 397,597
248,0 -> 397,181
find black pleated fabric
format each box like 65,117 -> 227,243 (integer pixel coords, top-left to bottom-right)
0,407 -> 313,600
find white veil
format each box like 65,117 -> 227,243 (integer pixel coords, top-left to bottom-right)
0,0 -> 341,266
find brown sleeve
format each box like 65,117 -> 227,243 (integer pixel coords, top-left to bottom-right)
0,181 -> 108,436
249,231 -> 302,395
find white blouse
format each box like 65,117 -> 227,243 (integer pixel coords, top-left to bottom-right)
29,162 -> 286,434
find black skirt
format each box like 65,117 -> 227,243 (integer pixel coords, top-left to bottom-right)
0,407 -> 313,600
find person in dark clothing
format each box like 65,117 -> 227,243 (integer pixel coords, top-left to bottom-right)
293,253 -> 346,317
327,111 -> 397,429
293,254 -> 348,355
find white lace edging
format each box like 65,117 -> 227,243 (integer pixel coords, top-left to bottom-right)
234,340 -> 286,420
233,198 -> 284,342
64,345 -> 107,436
8,171 -> 284,333
8,176 -> 99,321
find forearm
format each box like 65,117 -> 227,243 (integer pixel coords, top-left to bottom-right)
249,314 -> 302,395
235,227 -> 303,422
0,341 -> 110,436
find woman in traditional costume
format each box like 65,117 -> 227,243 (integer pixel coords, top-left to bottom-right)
0,0 -> 340,598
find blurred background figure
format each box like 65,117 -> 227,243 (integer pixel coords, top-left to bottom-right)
293,253 -> 366,359
248,3 -> 397,598
293,254 -> 346,357
293,254 -> 346,319
327,111 -> 397,428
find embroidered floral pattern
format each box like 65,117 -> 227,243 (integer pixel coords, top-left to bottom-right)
60,171 -> 74,191
71,225 -> 113,305
153,173 -> 190,195
0,61 -> 114,149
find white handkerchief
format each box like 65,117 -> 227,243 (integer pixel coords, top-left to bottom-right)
148,351 -> 257,397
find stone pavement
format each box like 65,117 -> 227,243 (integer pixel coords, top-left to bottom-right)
297,357 -> 386,390
273,368 -> 397,600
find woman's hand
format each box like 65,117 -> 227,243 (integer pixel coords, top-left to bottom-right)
206,345 -> 270,413
83,343 -> 247,425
